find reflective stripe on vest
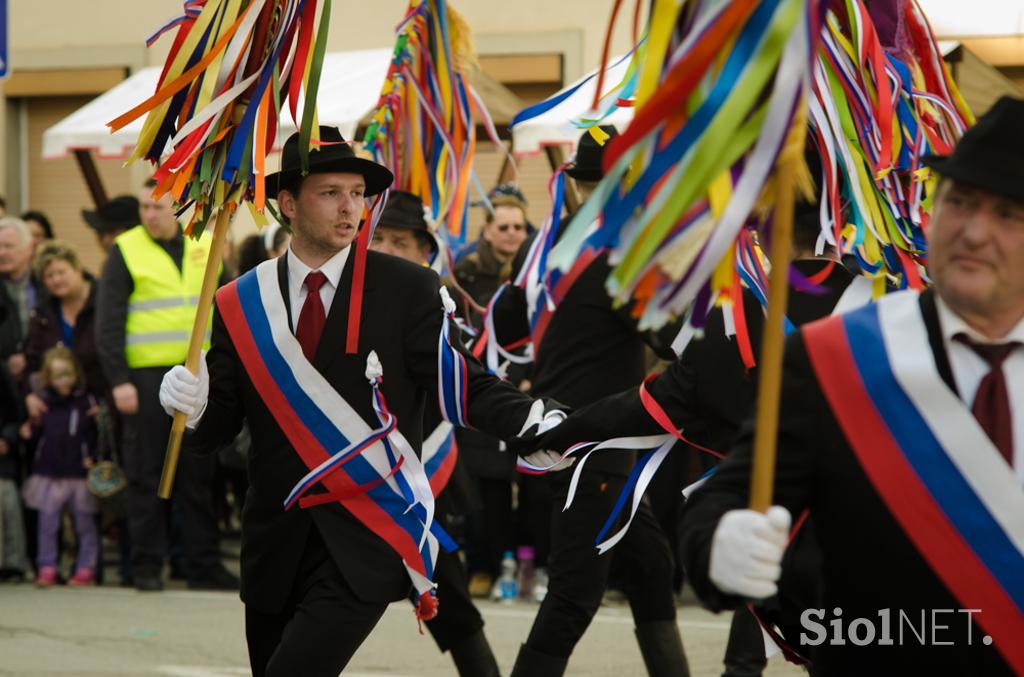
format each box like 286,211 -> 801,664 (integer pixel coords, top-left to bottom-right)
117,225 -> 215,368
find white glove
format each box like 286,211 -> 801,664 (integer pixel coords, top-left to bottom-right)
709,506 -> 791,599
521,448 -> 574,472
159,352 -> 210,430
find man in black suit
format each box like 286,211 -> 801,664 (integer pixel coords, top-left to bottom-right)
370,190 -> 500,677
159,127 -> 557,677
502,128 -> 690,677
674,97 -> 1024,675
534,142 -> 870,675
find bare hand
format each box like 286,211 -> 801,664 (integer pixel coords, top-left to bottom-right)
83,457 -> 95,470
112,383 -> 139,415
7,353 -> 26,378
0,439 -> 8,455
19,421 -> 33,440
25,392 -> 48,421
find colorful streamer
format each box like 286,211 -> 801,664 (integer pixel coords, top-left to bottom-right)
363,0 -> 511,265
110,0 -> 334,235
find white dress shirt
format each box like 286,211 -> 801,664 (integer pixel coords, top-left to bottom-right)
934,295 -> 1024,483
286,245 -> 351,334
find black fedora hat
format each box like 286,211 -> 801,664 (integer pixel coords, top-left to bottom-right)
922,96 -> 1024,202
82,195 -> 140,234
378,191 -> 439,253
380,191 -> 429,231
565,125 -> 620,182
266,126 -> 393,197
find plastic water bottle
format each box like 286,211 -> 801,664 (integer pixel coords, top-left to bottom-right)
498,551 -> 518,602
516,545 -> 535,602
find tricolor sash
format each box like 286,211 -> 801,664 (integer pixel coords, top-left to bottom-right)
216,260 -> 456,620
804,291 -> 1024,672
422,421 -> 457,498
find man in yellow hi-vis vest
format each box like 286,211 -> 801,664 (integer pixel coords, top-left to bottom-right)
96,178 -> 236,592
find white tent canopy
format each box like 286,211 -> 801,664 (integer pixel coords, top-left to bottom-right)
42,48 -> 392,160
510,55 -> 634,156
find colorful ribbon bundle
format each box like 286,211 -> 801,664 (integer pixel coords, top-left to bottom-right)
809,0 -> 972,292
363,0 -> 509,262
543,0 -> 970,336
546,0 -> 820,332
109,0 -> 333,234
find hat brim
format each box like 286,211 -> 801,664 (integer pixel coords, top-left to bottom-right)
81,209 -> 136,234
922,154 -> 1024,203
564,165 -> 604,182
266,154 -> 394,197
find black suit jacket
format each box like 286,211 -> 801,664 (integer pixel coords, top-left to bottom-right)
186,251 -> 534,613
523,252 -> 678,474
680,290 -> 1014,676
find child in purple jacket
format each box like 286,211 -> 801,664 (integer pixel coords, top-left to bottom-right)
20,346 -> 99,586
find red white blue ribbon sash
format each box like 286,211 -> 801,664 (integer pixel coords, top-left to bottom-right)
438,288 -> 471,428
804,291 -> 1024,673
216,260 -> 453,615
422,421 -> 457,498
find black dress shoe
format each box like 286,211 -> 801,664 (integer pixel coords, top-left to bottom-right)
187,567 -> 239,591
135,574 -> 165,592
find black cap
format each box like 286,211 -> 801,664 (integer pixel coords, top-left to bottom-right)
565,125 -> 620,182
266,126 -> 393,197
82,196 -> 140,234
922,96 -> 1024,202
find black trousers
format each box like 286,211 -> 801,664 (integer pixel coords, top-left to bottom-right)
120,367 -> 221,579
464,476 -> 513,578
420,546 -> 485,652
246,530 -> 389,677
525,470 -> 677,658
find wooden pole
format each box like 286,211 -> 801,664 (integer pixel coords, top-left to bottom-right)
158,207 -> 232,499
73,150 -> 109,208
749,116 -> 806,514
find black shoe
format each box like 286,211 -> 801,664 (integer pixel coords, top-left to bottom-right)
187,566 -> 239,591
135,574 -> 164,592
0,568 -> 25,583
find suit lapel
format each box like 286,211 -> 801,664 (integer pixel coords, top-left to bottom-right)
276,255 -> 293,332
918,288 -> 959,398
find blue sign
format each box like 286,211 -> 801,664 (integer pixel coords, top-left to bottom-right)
0,0 -> 7,79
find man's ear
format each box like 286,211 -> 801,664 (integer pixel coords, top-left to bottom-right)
278,190 -> 297,222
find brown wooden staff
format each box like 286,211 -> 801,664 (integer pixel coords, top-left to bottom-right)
158,207 -> 233,499
749,112 -> 807,514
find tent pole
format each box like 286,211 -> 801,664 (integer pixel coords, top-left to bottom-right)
73,150 -> 109,208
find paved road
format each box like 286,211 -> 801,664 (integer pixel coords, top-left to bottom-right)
0,582 -> 805,676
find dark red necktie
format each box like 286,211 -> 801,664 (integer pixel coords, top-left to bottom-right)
296,271 -> 328,362
956,334 -> 1020,466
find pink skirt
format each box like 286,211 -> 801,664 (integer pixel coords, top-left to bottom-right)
21,476 -> 99,514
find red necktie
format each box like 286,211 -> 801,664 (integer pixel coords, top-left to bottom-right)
296,271 -> 328,362
956,334 -> 1020,466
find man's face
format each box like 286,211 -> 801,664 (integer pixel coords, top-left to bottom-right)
929,180 -> 1024,325
279,173 -> 365,256
140,190 -> 176,238
483,205 -> 527,259
0,227 -> 30,277
370,225 -> 431,265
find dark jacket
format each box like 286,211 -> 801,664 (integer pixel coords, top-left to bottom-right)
28,387 -> 97,478
185,251 -> 535,614
0,363 -> 22,480
453,238 -> 521,480
520,251 -> 677,475
0,273 -> 47,361
679,290 -> 1015,676
24,275 -> 107,397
